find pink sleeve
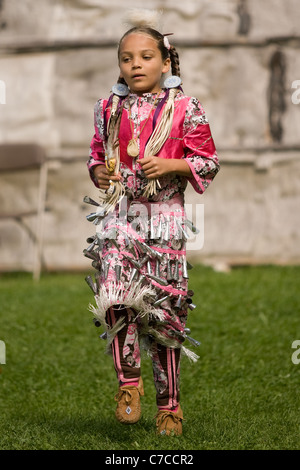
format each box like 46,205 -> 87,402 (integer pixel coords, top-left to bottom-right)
182,97 -> 220,194
87,99 -> 106,188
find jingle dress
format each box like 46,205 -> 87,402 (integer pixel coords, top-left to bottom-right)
85,88 -> 219,402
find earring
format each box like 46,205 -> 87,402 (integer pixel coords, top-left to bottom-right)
164,76 -> 182,89
111,83 -> 129,96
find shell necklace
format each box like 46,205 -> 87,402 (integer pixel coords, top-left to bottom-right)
127,91 -> 161,158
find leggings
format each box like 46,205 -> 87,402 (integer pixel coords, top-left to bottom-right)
106,306 -> 181,409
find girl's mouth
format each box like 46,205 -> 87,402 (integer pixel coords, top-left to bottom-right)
132,74 -> 145,79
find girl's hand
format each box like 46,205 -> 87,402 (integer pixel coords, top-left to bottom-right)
138,156 -> 192,179
93,165 -> 123,190
138,156 -> 173,179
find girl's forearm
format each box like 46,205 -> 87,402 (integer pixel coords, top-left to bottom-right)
169,158 -> 193,178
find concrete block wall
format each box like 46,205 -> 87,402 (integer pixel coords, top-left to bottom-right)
0,0 -> 300,272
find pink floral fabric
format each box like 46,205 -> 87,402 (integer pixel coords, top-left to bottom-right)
86,89 -> 219,355
88,90 -> 219,200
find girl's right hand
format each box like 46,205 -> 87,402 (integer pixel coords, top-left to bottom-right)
93,165 -> 123,190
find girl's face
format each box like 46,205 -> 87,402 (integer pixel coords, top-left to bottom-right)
119,33 -> 171,96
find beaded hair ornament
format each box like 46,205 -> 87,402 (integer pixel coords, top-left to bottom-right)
102,9 -> 182,212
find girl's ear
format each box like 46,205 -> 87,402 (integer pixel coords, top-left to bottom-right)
162,58 -> 171,74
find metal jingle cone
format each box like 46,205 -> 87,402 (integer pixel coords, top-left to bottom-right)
103,260 -> 109,280
135,239 -> 164,262
146,244 -> 164,262
176,219 -> 189,241
147,259 -> 152,275
186,335 -> 201,347
173,258 -> 180,281
187,303 -> 197,311
127,242 -> 137,258
86,209 -> 105,222
86,235 -> 96,244
109,238 -> 120,251
124,254 -> 141,270
167,258 -> 173,281
140,254 -> 150,267
185,219 -> 200,234
135,239 -> 148,254
92,260 -> 101,270
86,239 -> 98,252
147,273 -> 169,286
83,195 -> 100,207
153,294 -> 171,307
95,271 -> 102,291
93,216 -> 104,226
85,275 -> 97,295
99,332 -> 107,340
182,257 -> 189,279
83,249 -> 98,261
129,267 -> 139,283
168,329 -> 185,342
184,327 -> 191,334
86,212 -> 99,222
187,261 -> 193,270
136,274 -> 147,286
174,294 -> 183,310
155,259 -> 160,277
115,265 -> 121,281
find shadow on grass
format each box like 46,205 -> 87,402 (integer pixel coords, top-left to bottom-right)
25,409 -> 156,449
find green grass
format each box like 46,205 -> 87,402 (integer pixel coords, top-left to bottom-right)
0,265 -> 300,450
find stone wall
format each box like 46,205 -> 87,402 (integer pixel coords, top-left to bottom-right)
0,0 -> 300,273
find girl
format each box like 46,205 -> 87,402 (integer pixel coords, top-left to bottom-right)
85,21 -> 219,436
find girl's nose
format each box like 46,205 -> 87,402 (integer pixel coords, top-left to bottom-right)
132,58 -> 141,69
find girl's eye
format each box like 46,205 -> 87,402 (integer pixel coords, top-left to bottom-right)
144,56 -> 152,60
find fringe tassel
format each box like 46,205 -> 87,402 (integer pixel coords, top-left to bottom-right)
181,345 -> 200,363
143,88 -> 178,198
102,181 -> 126,213
89,281 -> 165,323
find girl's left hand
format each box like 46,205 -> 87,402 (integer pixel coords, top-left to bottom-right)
138,156 -> 173,179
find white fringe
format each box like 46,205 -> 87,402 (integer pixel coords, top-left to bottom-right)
88,281 -> 200,362
89,281 -> 165,324
143,88 -> 178,197
181,346 -> 200,363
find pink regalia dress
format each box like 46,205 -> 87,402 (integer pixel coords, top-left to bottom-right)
85,88 -> 219,372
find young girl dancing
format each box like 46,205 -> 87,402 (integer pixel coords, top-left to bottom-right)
84,18 -> 220,436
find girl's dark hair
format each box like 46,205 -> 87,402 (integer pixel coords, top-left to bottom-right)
117,26 -> 180,84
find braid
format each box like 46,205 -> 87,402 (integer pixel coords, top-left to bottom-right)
169,45 -> 181,77
117,76 -> 127,85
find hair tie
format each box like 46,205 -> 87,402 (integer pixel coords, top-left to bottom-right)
163,36 -> 171,50
163,33 -> 173,50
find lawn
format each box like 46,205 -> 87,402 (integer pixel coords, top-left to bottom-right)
0,265 -> 299,450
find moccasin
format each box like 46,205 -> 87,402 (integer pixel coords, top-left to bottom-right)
155,405 -> 183,435
114,377 -> 144,424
